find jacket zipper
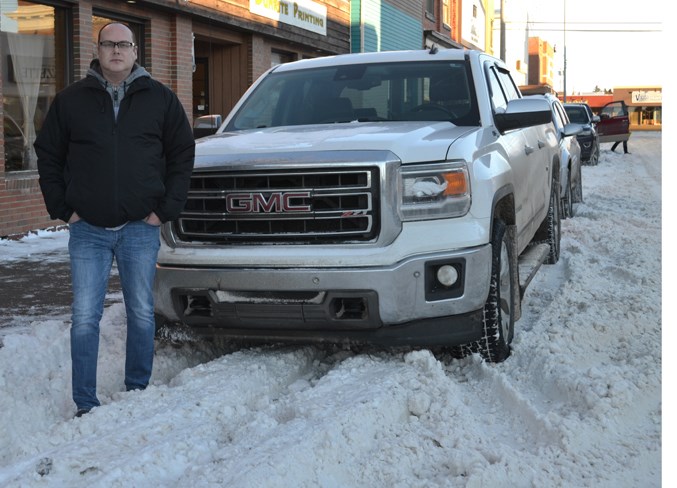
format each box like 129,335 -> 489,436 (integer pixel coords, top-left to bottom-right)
111,87 -> 119,224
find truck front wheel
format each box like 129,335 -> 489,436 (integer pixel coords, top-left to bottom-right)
534,177 -> 561,264
472,218 -> 515,362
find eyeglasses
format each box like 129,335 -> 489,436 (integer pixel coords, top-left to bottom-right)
99,41 -> 136,51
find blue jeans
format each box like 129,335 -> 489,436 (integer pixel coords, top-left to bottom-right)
68,219 -> 160,410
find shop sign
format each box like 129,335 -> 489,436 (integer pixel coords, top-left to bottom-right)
461,0 -> 485,50
7,56 -> 56,84
250,0 -> 327,36
632,90 -> 661,104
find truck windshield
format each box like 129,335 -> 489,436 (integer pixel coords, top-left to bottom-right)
225,60 -> 480,131
564,106 -> 589,124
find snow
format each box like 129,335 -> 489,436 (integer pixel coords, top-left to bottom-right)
0,132 -> 664,487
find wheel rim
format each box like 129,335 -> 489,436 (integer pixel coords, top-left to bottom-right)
498,240 -> 512,340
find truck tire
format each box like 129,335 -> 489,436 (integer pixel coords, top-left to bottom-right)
562,174 -> 573,219
534,178 -> 561,265
589,143 -> 600,166
573,165 -> 583,205
473,218 -> 515,362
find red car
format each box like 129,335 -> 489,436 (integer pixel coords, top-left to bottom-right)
596,101 -> 630,144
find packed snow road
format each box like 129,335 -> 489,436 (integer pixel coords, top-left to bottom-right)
0,132 -> 662,487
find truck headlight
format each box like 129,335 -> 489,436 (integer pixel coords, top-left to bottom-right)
398,162 -> 471,220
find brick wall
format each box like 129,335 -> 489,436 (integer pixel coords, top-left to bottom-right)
1,0 -> 348,238
0,1 -> 194,238
0,177 -> 57,236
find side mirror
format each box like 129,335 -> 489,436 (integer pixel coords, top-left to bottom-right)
562,122 -> 583,137
592,115 -> 600,124
494,97 -> 552,133
193,114 -> 222,139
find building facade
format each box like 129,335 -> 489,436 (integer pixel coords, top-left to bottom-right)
1,0 -> 505,237
565,87 -> 662,132
527,37 -> 555,87
0,0 -> 350,237
350,0 -> 495,53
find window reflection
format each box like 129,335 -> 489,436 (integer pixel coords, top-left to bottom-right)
2,1 -> 66,172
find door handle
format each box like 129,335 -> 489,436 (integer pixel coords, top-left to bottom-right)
524,145 -> 534,155
538,140 -> 546,148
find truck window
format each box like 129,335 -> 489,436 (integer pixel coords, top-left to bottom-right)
226,61 -> 480,130
487,67 -> 508,112
496,67 -> 520,101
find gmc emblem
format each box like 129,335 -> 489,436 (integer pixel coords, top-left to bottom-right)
225,191 -> 312,213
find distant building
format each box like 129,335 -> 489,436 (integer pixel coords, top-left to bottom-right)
491,0 -> 529,86
527,37 -> 555,87
1,0 -> 351,237
350,0 -> 495,53
563,87 -> 662,131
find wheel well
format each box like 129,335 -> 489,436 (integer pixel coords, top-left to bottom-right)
552,158 -> 561,187
491,193 -> 520,321
493,193 -> 515,228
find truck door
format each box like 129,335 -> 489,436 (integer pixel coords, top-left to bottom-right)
488,65 -> 549,242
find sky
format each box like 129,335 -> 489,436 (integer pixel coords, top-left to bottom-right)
0,132 -> 664,486
521,0 -> 663,93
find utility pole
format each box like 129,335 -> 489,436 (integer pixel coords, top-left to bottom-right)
563,0 -> 567,102
500,0 -> 506,62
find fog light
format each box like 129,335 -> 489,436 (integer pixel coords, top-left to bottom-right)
436,265 -> 458,287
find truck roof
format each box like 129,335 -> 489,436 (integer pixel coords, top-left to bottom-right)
270,48 -> 489,73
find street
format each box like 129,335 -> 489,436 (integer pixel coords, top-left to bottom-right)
0,243 -> 120,330
0,132 -> 663,487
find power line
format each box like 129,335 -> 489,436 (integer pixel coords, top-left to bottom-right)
523,28 -> 661,32
525,21 -> 661,25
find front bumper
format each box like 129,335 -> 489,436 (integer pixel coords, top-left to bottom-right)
576,134 -> 595,160
153,245 -> 492,347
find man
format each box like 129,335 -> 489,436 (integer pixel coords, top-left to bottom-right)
34,22 -> 195,417
611,139 -> 630,154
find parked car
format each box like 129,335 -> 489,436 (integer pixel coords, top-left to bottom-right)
154,48 -> 561,362
528,94 -> 582,219
564,102 -> 600,165
596,100 -> 630,145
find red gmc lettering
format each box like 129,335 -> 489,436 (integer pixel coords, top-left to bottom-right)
226,192 -> 311,213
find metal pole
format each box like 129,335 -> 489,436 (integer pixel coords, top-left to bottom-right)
500,0 -> 506,61
501,0 -> 505,62
563,0 -> 567,102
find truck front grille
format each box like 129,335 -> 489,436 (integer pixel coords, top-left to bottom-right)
175,168 -> 380,244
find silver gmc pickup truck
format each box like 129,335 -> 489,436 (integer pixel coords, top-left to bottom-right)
154,48 -> 561,362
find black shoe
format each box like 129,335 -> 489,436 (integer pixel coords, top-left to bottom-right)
75,408 -> 91,418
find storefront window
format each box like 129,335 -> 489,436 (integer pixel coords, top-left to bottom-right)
1,1 -> 68,173
271,50 -> 294,68
639,106 -> 661,127
628,106 -> 662,128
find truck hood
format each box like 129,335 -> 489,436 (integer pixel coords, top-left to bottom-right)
195,122 -> 478,166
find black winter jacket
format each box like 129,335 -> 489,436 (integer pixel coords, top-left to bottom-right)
34,64 -> 195,228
